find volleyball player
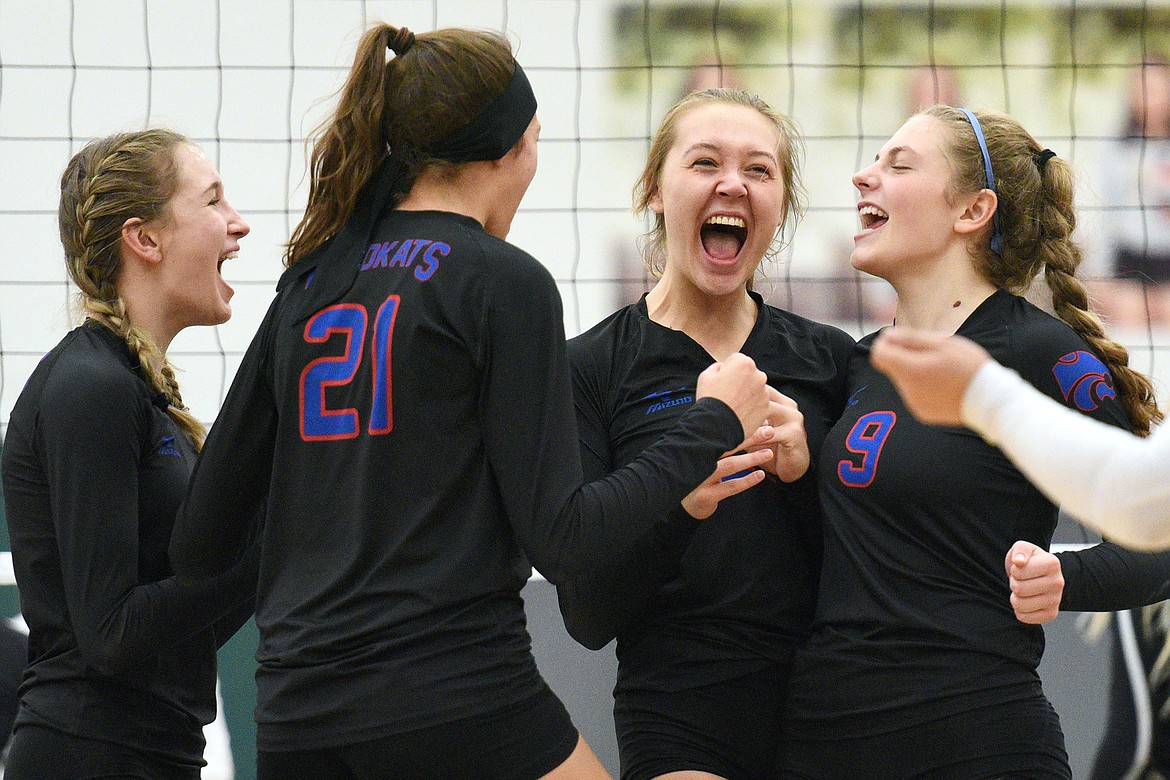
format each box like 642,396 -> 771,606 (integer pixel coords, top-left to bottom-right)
0,129 -> 258,778
167,24 -> 772,780
781,107 -> 1167,779
557,89 -> 854,780
872,328 -> 1170,778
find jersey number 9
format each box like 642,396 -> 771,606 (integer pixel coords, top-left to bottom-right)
837,411 -> 896,488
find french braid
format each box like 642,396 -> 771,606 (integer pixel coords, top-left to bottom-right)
926,105 -> 1162,436
59,129 -> 207,448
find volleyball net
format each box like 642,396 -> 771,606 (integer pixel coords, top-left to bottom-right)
2,0 -> 1170,436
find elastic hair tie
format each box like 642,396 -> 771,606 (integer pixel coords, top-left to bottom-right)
1033,148 -> 1057,170
389,27 -> 415,56
957,108 -> 1003,256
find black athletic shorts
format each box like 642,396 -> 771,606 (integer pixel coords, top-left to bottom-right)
4,723 -> 203,780
782,691 -> 1070,780
615,663 -> 788,780
256,683 -> 579,780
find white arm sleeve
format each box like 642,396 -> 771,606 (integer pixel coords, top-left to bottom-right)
962,361 -> 1170,551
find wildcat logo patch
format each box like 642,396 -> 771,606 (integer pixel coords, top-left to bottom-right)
1052,351 -> 1116,412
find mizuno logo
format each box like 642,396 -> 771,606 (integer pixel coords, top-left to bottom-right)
643,387 -> 694,414
846,385 -> 867,408
156,435 -> 179,456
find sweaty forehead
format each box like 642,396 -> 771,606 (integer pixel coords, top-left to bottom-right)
175,142 -> 209,168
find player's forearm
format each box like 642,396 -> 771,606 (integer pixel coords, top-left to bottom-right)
1057,542 -> 1170,612
556,507 -> 697,649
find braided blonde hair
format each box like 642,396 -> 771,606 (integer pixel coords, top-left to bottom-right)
58,129 -> 207,448
925,105 -> 1162,436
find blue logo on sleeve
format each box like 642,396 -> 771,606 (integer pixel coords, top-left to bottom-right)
643,386 -> 694,414
846,385 -> 867,408
1052,351 -> 1116,412
155,435 -> 180,456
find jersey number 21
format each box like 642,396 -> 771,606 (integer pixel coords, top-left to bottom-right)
298,296 -> 400,441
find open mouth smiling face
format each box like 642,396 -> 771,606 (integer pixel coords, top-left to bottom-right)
858,204 -> 888,233
701,214 -> 748,263
651,101 -> 786,293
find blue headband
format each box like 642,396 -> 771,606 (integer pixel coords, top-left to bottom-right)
957,108 -> 1003,256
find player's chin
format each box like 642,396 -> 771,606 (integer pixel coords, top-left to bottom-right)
202,300 -> 232,327
215,284 -> 235,319
849,246 -> 874,273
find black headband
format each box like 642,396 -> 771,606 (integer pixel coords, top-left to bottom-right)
281,62 -> 537,322
426,63 -> 537,163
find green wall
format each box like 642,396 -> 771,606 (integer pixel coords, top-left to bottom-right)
218,620 -> 258,779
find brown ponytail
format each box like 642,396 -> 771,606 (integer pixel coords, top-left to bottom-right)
286,24 -> 515,267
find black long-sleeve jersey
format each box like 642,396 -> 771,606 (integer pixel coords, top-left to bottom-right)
169,210 -> 744,752
0,321 -> 258,765
1058,545 -> 1170,613
557,293 -> 854,693
786,289 -> 1149,742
